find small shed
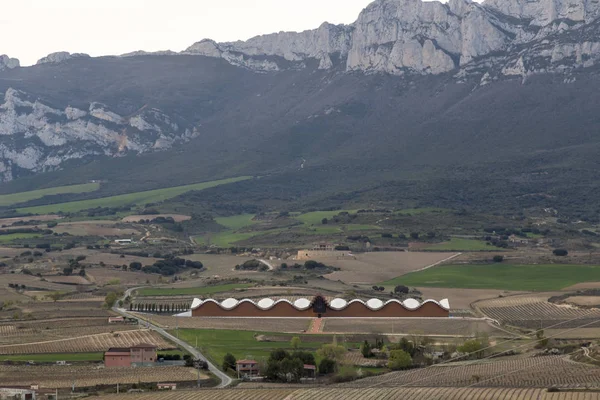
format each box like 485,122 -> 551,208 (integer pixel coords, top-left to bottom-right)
303,364 -> 317,379
157,383 -> 177,390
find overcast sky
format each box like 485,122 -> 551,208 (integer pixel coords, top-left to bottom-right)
4,0 -> 478,66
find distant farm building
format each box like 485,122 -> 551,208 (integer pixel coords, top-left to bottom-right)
114,239 -> 133,245
104,343 -> 157,367
236,360 -> 259,378
108,316 -> 125,324
0,387 -> 37,400
191,295 -> 450,318
297,243 -> 354,260
157,383 -> 177,390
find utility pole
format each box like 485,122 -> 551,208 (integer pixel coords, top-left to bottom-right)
117,383 -> 119,394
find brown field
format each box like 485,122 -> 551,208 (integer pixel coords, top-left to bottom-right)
0,329 -> 173,354
322,318 -> 504,336
122,214 -> 191,223
339,355 -> 600,388
0,287 -> 30,303
0,365 -> 206,388
323,252 -> 459,284
83,253 -> 161,267
416,288 -> 525,309
475,294 -> 600,329
544,328 -> 600,339
0,274 -> 77,292
4,300 -> 111,321
0,247 -> 24,257
0,317 -> 137,345
564,282 -> 600,290
95,388 -> 600,400
86,266 -> 162,285
564,296 -> 600,307
0,215 -> 61,226
53,221 -> 140,237
140,315 -> 312,332
181,254 -> 259,279
42,275 -> 92,285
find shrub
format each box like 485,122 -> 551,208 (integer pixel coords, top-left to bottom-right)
553,249 -> 569,257
492,255 -> 504,263
222,353 -> 236,372
394,285 -> 409,294
388,349 -> 412,370
318,358 -> 336,374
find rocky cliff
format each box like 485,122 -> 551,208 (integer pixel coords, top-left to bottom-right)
0,88 -> 198,181
185,0 -> 600,75
0,55 -> 20,71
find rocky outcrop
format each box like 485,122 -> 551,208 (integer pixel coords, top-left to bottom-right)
0,88 -> 198,181
37,52 -> 90,65
182,0 -> 600,75
0,55 -> 20,71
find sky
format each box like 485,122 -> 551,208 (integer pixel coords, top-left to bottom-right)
3,0 -> 477,66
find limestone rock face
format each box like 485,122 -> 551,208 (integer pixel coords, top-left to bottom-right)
37,52 -> 90,65
0,88 -> 198,181
181,0 -> 600,76
0,55 -> 20,71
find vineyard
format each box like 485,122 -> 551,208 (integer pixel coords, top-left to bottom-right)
2,275 -> 76,292
0,329 -> 173,354
339,355 -> 600,388
476,294 -> 600,329
146,315 -> 311,332
0,317 -> 136,345
95,388 -> 600,400
322,318 -> 503,336
0,365 -> 205,388
3,300 -> 112,321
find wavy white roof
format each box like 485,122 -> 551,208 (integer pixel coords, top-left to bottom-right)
191,297 -> 450,311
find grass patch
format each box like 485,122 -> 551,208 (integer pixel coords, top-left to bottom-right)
395,208 -> 447,215
196,231 -> 257,247
386,264 -> 600,291
0,352 -> 103,362
424,238 -> 494,251
346,224 -> 380,231
18,177 -> 252,215
0,233 -> 42,242
0,183 -> 100,207
174,329 -> 360,367
215,214 -> 256,230
295,210 -> 356,226
136,283 -> 254,297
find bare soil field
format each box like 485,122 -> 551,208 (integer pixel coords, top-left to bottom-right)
0,317 -> 136,345
565,282 -> 600,290
0,274 -> 77,292
42,275 -> 92,285
0,247 -> 24,257
339,355 -> 600,388
95,387 -> 600,400
0,215 -> 61,226
416,287 -> 525,309
0,287 -> 30,303
322,318 -> 503,336
142,315 -> 311,332
0,329 -> 172,354
545,328 -> 600,339
182,254 -> 258,278
475,293 -> 600,329
86,266 -> 162,285
0,365 -> 205,388
323,252 -> 459,284
564,296 -> 600,307
122,214 -> 191,223
5,300 -> 111,321
53,221 -> 140,237
84,252 -> 160,267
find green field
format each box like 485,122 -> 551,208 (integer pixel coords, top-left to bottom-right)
295,210 -> 357,225
0,183 -> 100,207
196,232 -> 258,247
215,214 -> 256,230
395,208 -> 447,215
0,233 -> 42,242
386,264 -> 600,291
174,329 -> 360,366
136,283 -> 254,297
424,238 -> 494,251
18,177 -> 252,214
0,352 -> 103,362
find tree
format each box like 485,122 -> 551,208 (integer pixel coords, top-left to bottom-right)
553,249 -> 569,257
410,232 -> 420,240
388,350 -> 412,370
321,218 -> 328,225
457,339 -> 486,359
318,358 -> 337,374
104,291 -> 121,309
290,336 -> 301,350
48,292 -> 62,302
361,340 -> 372,358
222,353 -> 236,372
493,255 -> 504,263
129,262 -> 142,271
62,267 -> 73,276
394,285 -> 409,294
78,268 -> 86,277
317,344 -> 346,363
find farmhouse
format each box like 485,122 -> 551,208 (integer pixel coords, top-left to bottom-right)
236,360 -> 259,378
104,343 -> 157,367
0,387 -> 36,400
190,295 -> 450,318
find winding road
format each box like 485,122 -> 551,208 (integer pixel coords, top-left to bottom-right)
112,287 -> 233,388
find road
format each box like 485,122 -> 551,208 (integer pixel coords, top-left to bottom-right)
113,287 -> 233,388
258,259 -> 275,271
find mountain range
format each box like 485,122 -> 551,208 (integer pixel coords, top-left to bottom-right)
1,0 -> 600,217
